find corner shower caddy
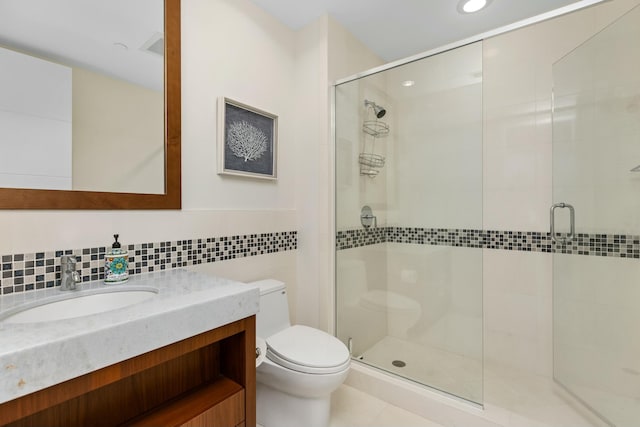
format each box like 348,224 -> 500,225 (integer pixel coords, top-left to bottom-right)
359,101 -> 389,177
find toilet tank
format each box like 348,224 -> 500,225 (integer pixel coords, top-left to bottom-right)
249,279 -> 291,339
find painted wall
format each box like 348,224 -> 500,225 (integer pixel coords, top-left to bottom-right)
299,15 -> 385,331
293,16 -> 328,329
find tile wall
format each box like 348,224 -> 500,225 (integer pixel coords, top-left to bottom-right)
337,226 -> 640,258
1,231 -> 297,295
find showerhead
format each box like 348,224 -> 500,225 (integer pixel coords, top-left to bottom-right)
364,99 -> 386,118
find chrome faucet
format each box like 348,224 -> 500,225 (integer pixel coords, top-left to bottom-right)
60,255 -> 81,291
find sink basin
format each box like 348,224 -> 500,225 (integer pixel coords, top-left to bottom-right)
1,287 -> 158,324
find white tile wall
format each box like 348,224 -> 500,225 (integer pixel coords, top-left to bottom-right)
386,244 -> 482,358
483,250 -> 552,377
481,0 -> 640,384
554,254 -> 640,425
386,42 -> 483,230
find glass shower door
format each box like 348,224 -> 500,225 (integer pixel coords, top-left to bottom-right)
552,5 -> 640,426
334,41 -> 483,405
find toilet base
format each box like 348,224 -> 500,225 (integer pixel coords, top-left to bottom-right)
257,382 -> 330,427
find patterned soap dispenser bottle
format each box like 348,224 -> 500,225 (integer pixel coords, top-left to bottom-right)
105,234 -> 129,283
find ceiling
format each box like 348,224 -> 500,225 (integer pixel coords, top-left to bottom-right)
249,0 -> 586,62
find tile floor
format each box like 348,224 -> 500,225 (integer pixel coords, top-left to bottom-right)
330,384 -> 444,427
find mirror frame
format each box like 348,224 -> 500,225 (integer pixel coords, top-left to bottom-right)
0,0 -> 181,209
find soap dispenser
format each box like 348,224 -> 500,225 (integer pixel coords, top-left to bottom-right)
105,234 -> 129,283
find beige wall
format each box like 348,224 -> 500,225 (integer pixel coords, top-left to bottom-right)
293,15 -> 329,329
297,15 -> 384,330
72,67 -> 164,194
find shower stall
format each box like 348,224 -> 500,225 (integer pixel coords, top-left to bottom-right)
333,4 -> 640,426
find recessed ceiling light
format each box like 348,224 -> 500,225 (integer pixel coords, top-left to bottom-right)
401,80 -> 415,87
458,0 -> 492,14
113,42 -> 129,50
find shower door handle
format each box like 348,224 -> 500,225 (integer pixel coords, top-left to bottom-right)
550,203 -> 575,244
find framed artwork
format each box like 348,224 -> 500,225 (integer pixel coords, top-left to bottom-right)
217,97 -> 278,180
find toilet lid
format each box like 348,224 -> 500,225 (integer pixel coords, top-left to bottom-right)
266,325 -> 350,374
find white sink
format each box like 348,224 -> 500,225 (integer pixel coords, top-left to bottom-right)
1,287 -> 158,324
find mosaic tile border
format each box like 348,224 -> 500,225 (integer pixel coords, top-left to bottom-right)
0,231 -> 297,295
335,227 -> 387,250
336,227 -> 640,259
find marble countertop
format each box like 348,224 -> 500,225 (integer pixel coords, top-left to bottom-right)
0,269 -> 259,404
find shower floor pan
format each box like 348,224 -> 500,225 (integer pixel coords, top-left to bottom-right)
355,336 -> 604,427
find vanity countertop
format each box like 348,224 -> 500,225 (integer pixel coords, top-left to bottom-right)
0,269 -> 259,405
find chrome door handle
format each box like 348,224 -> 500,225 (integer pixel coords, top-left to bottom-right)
550,203 -> 575,244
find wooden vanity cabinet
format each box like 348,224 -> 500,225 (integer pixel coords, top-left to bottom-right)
0,316 -> 256,427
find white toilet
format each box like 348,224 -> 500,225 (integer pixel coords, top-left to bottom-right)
250,279 -> 350,427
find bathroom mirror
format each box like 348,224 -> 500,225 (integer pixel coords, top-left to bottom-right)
0,0 -> 181,209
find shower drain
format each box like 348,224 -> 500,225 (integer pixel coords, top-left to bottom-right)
392,360 -> 406,368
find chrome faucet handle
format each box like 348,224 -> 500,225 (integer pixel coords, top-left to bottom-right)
67,270 -> 81,290
60,255 -> 81,291
61,254 -> 76,268
360,205 -> 378,228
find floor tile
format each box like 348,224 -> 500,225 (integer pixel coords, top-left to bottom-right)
330,385 -> 445,427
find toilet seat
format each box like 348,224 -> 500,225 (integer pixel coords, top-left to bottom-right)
266,325 -> 350,375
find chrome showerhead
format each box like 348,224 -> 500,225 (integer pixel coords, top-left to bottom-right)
364,99 -> 386,118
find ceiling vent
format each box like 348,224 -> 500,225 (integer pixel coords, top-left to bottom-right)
140,32 -> 164,56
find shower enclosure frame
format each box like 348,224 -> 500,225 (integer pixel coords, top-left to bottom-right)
331,0 -> 605,88
330,0 -> 607,407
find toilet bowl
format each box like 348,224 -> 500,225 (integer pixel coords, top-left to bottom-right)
250,279 -> 350,427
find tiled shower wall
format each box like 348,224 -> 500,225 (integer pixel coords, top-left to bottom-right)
481,0 -> 640,379
337,227 -> 640,258
1,231 -> 297,295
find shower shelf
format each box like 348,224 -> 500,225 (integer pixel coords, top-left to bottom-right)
359,152 -> 385,177
362,120 -> 390,137
359,153 -> 385,168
